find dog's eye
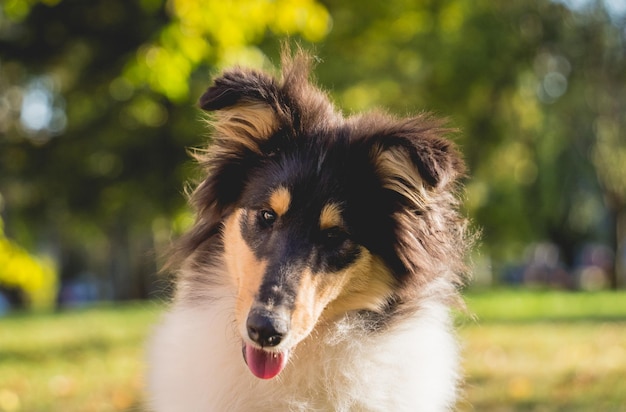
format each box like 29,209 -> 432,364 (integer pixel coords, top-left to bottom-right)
258,209 -> 277,228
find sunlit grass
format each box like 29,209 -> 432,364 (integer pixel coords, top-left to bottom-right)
1,290 -> 625,411
465,288 -> 626,322
0,302 -> 161,412
459,289 -> 626,411
459,322 -> 626,411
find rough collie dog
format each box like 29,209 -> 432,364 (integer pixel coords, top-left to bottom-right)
147,50 -> 470,411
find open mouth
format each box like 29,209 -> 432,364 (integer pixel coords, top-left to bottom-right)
242,343 -> 290,379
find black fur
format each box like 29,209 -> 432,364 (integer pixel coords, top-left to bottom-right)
173,49 -> 469,305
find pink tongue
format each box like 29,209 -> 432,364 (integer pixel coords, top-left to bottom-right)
244,344 -> 288,379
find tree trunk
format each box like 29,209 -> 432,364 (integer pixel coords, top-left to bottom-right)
612,206 -> 626,289
108,219 -> 131,300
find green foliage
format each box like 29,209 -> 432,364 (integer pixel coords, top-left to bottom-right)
0,0 -> 333,300
312,0 -> 626,279
123,0 -> 331,101
2,0 -> 51,22
0,219 -> 57,311
0,0 -> 625,295
314,1 -> 554,258
593,116 -> 626,197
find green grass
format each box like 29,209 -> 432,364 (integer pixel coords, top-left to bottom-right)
459,289 -> 626,411
1,291 -> 625,411
0,302 -> 162,412
464,288 -> 626,322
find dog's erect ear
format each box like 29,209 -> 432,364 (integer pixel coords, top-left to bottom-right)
199,69 -> 278,112
184,69 -> 284,246
198,68 -> 283,153
199,49 -> 337,152
368,114 -> 465,200
358,114 -> 468,290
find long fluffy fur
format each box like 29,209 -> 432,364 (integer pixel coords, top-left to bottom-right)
148,277 -> 460,411
147,48 -> 471,411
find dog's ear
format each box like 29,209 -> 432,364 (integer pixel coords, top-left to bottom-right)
170,69 -> 287,263
198,68 -> 283,153
361,113 -> 467,289
188,69 -> 285,225
199,49 -> 337,149
368,114 -> 465,200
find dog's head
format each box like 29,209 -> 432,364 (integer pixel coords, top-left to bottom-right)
175,50 -> 468,379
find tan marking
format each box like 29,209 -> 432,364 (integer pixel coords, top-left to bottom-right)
290,267 -> 347,344
211,103 -> 278,153
289,269 -> 318,343
374,146 -> 430,209
319,203 -> 344,230
222,209 -> 268,329
289,248 -> 397,343
322,249 -> 396,320
269,186 -> 291,217
222,209 -> 396,349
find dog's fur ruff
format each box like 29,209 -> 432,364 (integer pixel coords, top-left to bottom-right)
147,49 -> 471,412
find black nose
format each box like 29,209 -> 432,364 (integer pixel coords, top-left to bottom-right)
246,308 -> 290,347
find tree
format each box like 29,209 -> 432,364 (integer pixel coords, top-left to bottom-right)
551,5 -> 626,288
313,0 -> 624,287
1,0 -> 624,300
0,0 -> 330,302
0,217 -> 56,310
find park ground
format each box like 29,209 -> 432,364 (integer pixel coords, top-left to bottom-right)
1,289 -> 626,411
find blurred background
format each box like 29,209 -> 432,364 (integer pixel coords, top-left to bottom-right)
1,0 -> 626,411
1,0 -> 625,310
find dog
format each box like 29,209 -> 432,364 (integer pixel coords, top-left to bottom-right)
147,49 -> 471,411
